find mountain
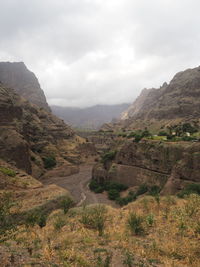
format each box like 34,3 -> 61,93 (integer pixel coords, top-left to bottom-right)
0,83 -> 86,178
0,62 -> 50,111
51,103 -> 130,130
118,66 -> 200,131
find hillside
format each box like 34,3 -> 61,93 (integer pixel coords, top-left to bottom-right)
0,83 -> 87,178
0,62 -> 50,112
51,103 -> 130,130
117,66 -> 200,131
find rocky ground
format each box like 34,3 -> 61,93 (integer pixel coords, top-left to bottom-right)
42,164 -> 118,208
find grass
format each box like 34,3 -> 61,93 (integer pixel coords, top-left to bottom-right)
1,195 -> 200,266
0,167 -> 16,177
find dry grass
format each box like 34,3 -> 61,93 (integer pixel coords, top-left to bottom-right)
1,194 -> 200,266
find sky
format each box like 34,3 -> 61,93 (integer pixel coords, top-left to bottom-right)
0,0 -> 200,107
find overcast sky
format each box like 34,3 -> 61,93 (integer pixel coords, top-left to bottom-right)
0,0 -> 200,107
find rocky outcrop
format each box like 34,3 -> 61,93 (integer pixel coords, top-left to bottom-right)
92,140 -> 200,194
0,84 -> 82,177
0,62 -> 50,111
118,66 -> 200,131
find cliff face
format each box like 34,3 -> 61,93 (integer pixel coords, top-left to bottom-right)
92,140 -> 200,194
119,66 -> 200,130
0,84 -> 82,177
0,62 -> 50,112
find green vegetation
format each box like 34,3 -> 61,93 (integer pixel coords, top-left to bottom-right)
127,212 -> 144,235
116,191 -> 136,206
177,183 -> 200,198
101,150 -> 117,164
42,156 -> 56,169
80,205 -> 108,236
108,189 -> 120,200
89,179 -> 128,201
60,196 -> 74,214
0,192 -> 15,236
136,183 -> 148,196
0,167 -> 16,177
25,210 -> 48,228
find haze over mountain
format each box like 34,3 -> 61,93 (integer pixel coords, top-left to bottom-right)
51,103 -> 130,130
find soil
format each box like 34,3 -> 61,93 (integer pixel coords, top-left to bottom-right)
42,164 -> 118,208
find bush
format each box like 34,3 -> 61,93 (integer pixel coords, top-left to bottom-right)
158,131 -> 168,136
89,180 -> 128,194
0,167 -> 16,177
127,212 -> 144,235
37,213 -> 48,228
146,214 -> 155,227
94,186 -> 104,193
134,134 -> 143,143
101,150 -> 117,164
80,205 -> 108,236
60,197 -> 73,214
177,183 -> 200,198
54,216 -> 66,231
136,184 -> 148,196
116,191 -> 136,206
42,156 -> 56,169
108,189 -> 120,200
0,192 -> 15,235
149,185 -> 161,196
104,181 -> 128,192
25,210 -> 48,228
181,136 -> 195,141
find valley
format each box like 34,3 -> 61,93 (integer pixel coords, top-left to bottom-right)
0,62 -> 200,266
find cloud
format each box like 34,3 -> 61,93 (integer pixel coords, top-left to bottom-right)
0,0 -> 200,107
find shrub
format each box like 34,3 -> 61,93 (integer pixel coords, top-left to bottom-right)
158,131 -> 168,136
127,212 -> 144,235
37,213 -> 47,228
80,205 -> 108,236
60,197 -> 74,214
177,183 -> 200,198
101,150 -> 117,164
104,181 -> 128,192
89,179 -> 103,192
89,180 -> 128,194
0,192 -> 15,235
146,214 -> 155,227
0,167 -> 16,177
94,186 -> 104,193
123,250 -> 134,267
108,189 -> 120,200
149,185 -> 161,196
116,191 -> 137,206
25,211 -> 39,227
42,156 -> 56,169
134,134 -> 143,143
136,184 -> 148,196
25,210 -> 48,228
54,216 -> 66,231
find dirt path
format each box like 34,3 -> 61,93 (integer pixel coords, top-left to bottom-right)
42,164 -> 118,207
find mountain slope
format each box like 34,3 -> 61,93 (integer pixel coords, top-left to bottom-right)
0,83 -> 85,178
0,62 -> 50,111
51,103 -> 130,129
119,66 -> 200,131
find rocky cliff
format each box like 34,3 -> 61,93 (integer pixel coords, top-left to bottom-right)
0,62 -> 50,111
92,140 -> 200,194
118,66 -> 200,131
0,83 -> 84,177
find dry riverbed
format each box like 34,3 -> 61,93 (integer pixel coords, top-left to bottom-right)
42,164 -> 118,207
